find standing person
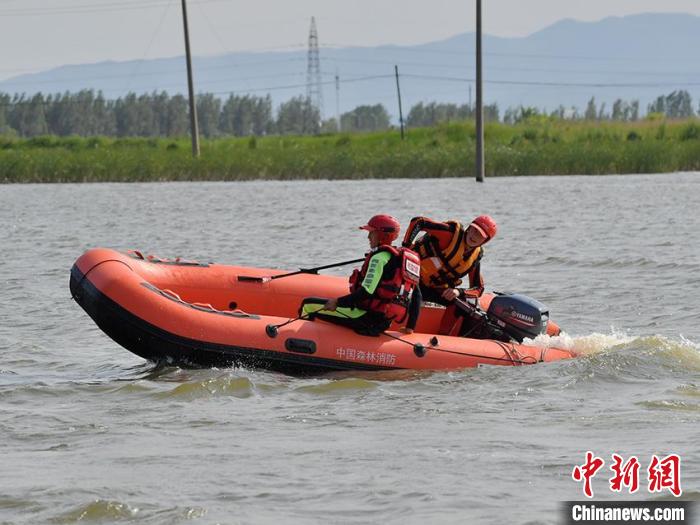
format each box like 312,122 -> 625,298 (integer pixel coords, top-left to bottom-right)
300,215 -> 422,336
402,215 -> 497,335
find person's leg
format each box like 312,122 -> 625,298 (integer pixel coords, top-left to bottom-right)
352,312 -> 391,336
420,286 -> 490,337
420,286 -> 463,335
405,285 -> 422,331
299,298 -> 389,336
419,286 -> 449,306
299,297 -> 373,330
299,297 -> 329,318
320,310 -> 373,332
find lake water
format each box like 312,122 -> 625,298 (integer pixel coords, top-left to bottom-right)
1,173 -> 699,524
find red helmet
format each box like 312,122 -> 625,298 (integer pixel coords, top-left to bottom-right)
470,214 -> 497,241
359,214 -> 400,244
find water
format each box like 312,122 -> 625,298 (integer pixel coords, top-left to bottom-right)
1,174 -> 699,524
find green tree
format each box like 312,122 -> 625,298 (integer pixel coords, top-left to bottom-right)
219,94 -> 273,136
340,104 -> 391,132
406,101 -> 493,126
597,102 -> 607,120
94,91 -> 116,135
9,93 -> 48,136
253,95 -> 274,135
648,95 -> 665,116
406,102 -> 473,127
484,103 -> 499,122
196,93 -> 222,137
114,93 -> 140,136
647,91 -> 693,118
611,99 -> 623,121
320,117 -> 339,133
550,105 -> 566,120
151,91 -> 171,136
503,106 -> 539,124
74,90 -> 103,135
0,93 -> 10,133
276,96 -> 320,135
135,93 -> 157,136
584,97 -> 597,120
667,90 -> 694,118
629,100 -> 639,121
165,95 -> 188,136
611,99 -> 640,122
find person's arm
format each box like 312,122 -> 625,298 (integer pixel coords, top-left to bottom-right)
336,251 -> 391,308
463,251 -> 484,297
402,217 -> 454,248
439,250 -> 484,302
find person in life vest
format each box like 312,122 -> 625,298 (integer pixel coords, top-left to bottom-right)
402,215 -> 497,336
300,215 -> 422,336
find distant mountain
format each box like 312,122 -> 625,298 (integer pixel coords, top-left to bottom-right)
2,12 -> 700,120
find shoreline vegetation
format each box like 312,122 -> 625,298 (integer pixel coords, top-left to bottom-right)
2,118 -> 700,183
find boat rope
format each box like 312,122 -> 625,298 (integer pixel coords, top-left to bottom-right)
423,339 -> 537,365
265,313 -> 314,338
494,340 -> 538,365
311,309 -> 536,364
264,302 -> 540,365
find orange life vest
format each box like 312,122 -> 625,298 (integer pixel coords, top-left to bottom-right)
349,246 -> 421,322
414,220 -> 482,289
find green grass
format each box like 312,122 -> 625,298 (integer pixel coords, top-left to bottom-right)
2,118 -> 700,182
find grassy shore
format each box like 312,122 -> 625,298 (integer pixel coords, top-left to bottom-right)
2,118 -> 700,182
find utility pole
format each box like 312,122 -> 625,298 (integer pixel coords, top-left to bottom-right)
181,0 -> 200,157
394,65 -> 405,140
475,0 -> 484,181
335,70 -> 341,132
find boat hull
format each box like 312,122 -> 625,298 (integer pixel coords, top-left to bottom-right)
70,248 -> 575,373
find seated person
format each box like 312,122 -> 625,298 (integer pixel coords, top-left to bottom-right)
300,214 -> 421,336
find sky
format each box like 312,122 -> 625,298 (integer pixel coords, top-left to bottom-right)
1,0 -> 700,81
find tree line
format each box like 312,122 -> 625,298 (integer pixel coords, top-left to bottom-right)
505,91 -> 697,124
0,89 -> 697,138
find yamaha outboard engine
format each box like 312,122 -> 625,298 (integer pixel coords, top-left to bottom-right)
486,293 -> 549,343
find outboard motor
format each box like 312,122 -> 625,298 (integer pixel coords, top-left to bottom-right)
485,293 -> 549,343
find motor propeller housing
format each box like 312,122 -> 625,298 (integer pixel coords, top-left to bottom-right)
486,293 -> 550,343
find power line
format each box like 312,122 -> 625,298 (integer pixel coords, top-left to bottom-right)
193,0 -> 235,58
206,74 -> 392,96
123,0 -> 175,93
0,0 -> 228,16
4,60 -> 698,91
321,42 -> 693,64
402,73 -> 700,89
0,74 -> 396,106
328,56 -> 700,79
4,69 -> 700,98
0,58 -> 312,87
4,50 -> 698,89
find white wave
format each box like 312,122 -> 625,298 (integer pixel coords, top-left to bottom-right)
524,329 -> 636,355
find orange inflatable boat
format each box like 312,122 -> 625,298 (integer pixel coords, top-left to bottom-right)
70,248 -> 576,374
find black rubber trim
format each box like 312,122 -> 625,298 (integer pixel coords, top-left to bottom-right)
285,338 -> 316,355
70,265 -> 398,375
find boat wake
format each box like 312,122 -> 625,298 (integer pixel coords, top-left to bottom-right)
526,331 -> 699,361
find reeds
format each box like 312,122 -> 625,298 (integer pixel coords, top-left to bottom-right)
2,119 -> 699,183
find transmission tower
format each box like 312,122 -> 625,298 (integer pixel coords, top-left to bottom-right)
306,16 -> 323,119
